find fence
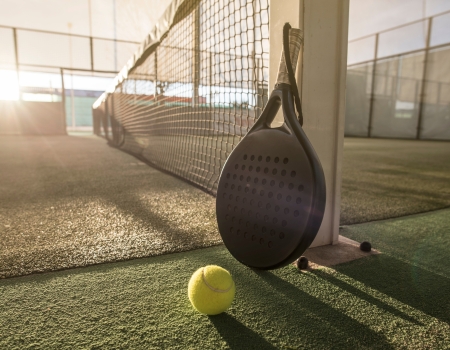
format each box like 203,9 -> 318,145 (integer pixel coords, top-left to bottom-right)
346,10 -> 450,140
0,24 -> 140,131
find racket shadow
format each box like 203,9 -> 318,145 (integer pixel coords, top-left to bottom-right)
334,254 -> 450,325
253,269 -> 396,349
312,267 -> 424,326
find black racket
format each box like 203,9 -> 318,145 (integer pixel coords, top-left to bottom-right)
216,23 -> 326,270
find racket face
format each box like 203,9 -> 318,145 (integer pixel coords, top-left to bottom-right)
216,85 -> 326,269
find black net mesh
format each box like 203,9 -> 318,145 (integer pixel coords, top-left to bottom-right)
96,0 -> 269,194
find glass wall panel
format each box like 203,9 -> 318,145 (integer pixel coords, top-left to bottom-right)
345,63 -> 373,136
421,46 -> 450,140
371,52 -> 424,138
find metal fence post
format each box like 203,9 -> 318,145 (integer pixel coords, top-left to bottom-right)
192,3 -> 200,107
367,33 -> 379,138
209,52 -> 213,106
416,17 -> 433,140
154,50 -> 158,104
252,50 -> 257,115
104,94 -> 109,139
252,0 -> 258,117
90,37 -> 94,71
12,28 -> 21,100
60,68 -> 67,133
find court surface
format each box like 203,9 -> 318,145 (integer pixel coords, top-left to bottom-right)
1,208 -> 449,349
0,135 -> 449,278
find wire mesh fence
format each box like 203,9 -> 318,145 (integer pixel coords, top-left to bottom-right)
95,0 -> 269,194
0,24 -> 139,131
346,11 -> 450,140
0,25 -> 140,73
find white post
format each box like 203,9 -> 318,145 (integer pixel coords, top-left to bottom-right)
269,0 -> 349,247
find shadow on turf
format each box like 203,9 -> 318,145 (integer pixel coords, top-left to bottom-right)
312,268 -> 423,325
334,254 -> 450,325
253,270 -> 396,349
186,250 -> 394,348
98,189 -> 220,257
209,314 -> 278,350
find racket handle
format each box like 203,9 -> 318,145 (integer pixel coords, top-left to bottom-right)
276,28 -> 303,86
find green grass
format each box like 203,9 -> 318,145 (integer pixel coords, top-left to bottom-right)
0,206 -> 450,350
340,208 -> 450,279
1,209 -> 449,349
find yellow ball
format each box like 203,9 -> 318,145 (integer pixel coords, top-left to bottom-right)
188,265 -> 235,315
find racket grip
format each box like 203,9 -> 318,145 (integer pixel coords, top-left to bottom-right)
276,28 -> 303,86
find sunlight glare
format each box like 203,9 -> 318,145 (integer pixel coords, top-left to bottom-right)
0,70 -> 20,101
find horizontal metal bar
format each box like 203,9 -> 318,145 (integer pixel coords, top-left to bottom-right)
159,44 -> 266,59
18,63 -> 118,74
348,69 -> 450,85
347,42 -> 450,67
348,8 -> 450,43
0,24 -> 140,44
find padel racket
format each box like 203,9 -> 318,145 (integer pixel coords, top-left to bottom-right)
216,23 -> 326,270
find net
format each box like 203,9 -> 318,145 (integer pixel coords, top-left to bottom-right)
94,0 -> 269,194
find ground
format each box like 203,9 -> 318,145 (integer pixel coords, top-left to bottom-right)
0,135 -> 449,349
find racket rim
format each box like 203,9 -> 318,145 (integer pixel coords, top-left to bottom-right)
216,85 -> 326,270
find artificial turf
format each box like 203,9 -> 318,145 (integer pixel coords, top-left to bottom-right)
1,136 -> 449,279
341,138 -> 450,224
0,135 -> 220,278
1,209 -> 449,349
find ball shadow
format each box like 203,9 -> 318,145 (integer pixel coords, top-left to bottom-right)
208,313 -> 278,350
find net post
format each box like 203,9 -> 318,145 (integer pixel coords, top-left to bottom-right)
270,0 -> 350,247
416,17 -> 433,140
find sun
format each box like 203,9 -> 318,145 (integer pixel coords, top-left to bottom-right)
0,70 -> 20,101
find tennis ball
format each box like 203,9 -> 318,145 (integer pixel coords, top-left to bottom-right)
188,265 -> 235,315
